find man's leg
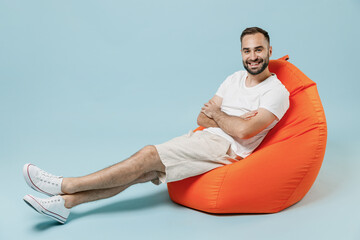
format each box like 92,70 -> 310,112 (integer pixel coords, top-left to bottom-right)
61,145 -> 165,194
62,171 -> 158,209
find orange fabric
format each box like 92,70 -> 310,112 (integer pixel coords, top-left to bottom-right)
167,56 -> 327,213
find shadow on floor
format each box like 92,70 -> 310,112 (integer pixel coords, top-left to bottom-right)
33,189 -> 171,231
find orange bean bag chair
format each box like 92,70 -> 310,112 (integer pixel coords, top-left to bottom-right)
167,55 -> 327,213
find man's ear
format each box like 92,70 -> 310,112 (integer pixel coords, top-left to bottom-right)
269,46 -> 273,57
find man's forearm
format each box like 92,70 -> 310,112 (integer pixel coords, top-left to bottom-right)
201,100 -> 269,139
211,110 -> 248,139
197,112 -> 219,128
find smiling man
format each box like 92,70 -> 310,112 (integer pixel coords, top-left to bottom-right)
198,27 -> 289,158
22,27 -> 289,224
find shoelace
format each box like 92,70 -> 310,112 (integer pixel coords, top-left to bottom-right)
36,170 -> 62,186
44,199 -> 61,204
40,169 -> 61,179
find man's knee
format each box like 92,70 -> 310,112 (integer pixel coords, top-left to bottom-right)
140,145 -> 158,159
140,145 -> 164,172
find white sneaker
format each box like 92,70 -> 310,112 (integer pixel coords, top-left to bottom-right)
23,194 -> 70,224
23,163 -> 64,196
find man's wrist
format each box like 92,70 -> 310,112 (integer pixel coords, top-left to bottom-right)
212,109 -> 224,123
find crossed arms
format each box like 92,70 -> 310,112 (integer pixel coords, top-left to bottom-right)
197,95 -> 277,140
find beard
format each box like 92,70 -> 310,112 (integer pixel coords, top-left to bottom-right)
243,54 -> 270,75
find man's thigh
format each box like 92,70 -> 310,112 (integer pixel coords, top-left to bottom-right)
154,131 -> 236,183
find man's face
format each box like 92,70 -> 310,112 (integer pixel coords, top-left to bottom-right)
241,33 -> 272,75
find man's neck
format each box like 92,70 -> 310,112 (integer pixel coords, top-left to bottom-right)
246,68 -> 272,87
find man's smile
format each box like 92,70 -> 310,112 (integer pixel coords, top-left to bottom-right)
247,59 -> 263,68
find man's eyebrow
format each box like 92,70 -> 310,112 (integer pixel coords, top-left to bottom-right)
242,46 -> 264,50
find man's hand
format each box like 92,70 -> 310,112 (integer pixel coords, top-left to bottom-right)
201,100 -> 221,118
197,96 -> 223,128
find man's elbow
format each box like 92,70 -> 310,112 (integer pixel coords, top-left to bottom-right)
235,128 -> 255,139
197,114 -> 203,126
197,114 -> 208,127
236,132 -> 252,139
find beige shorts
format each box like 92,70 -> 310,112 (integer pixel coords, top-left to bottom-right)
153,130 -> 240,185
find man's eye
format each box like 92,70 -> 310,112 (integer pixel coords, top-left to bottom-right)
256,49 -> 262,52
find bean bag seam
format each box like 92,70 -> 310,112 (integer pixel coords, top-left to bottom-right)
214,165 -> 230,210
283,61 -> 315,95
276,124 -> 325,212
276,83 -> 327,211
268,59 -> 325,212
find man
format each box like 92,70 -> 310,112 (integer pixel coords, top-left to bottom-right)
22,27 -> 289,224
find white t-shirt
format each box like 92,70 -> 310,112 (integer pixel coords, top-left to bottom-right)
204,70 -> 290,158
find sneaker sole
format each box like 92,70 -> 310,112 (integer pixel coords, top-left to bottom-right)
23,164 -> 54,197
23,195 -> 67,224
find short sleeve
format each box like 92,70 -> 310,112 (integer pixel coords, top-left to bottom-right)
215,75 -> 232,98
259,86 -> 290,120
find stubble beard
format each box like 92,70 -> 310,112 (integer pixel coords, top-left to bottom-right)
243,54 -> 270,75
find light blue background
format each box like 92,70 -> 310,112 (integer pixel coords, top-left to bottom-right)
1,0 -> 359,239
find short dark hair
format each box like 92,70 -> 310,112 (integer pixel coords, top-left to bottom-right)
240,27 -> 270,45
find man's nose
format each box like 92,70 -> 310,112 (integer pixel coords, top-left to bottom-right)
249,51 -> 257,61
